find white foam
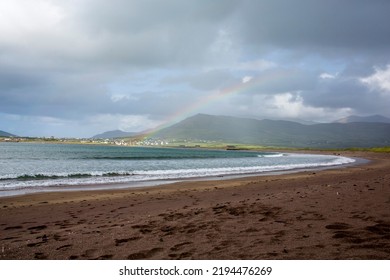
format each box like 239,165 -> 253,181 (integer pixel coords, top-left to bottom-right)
258,153 -> 285,158
0,155 -> 356,192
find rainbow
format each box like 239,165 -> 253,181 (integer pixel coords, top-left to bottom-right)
142,70 -> 287,139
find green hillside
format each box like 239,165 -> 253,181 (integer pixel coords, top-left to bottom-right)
92,130 -> 138,139
153,114 -> 390,148
0,130 -> 17,137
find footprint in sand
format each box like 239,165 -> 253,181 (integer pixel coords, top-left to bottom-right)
56,244 -> 72,251
53,234 -> 68,241
34,252 -> 48,260
96,254 -> 114,260
132,224 -> 153,234
127,248 -> 163,259
82,249 -> 99,259
27,225 -> 48,235
170,242 -> 192,252
365,223 -> 390,235
325,222 -> 351,230
115,236 -> 142,246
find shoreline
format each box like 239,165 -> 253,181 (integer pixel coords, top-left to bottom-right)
0,151 -> 360,198
1,150 -> 389,259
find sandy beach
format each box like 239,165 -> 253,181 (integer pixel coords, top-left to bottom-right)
1,151 -> 389,260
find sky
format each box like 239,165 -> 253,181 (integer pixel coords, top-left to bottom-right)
1,0 -> 390,138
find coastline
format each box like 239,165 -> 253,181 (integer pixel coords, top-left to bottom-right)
0,150 -> 358,198
1,150 -> 389,259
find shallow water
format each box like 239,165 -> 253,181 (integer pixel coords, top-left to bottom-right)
0,142 -> 355,196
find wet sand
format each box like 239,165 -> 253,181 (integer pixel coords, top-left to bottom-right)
1,151 -> 389,260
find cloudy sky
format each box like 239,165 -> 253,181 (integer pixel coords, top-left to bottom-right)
1,0 -> 390,137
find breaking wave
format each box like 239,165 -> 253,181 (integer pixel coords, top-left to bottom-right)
258,153 -> 286,158
0,155 -> 355,191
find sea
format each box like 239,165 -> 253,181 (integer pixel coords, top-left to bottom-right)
0,142 -> 356,197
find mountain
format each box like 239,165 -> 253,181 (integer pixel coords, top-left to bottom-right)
279,118 -> 319,125
232,115 -> 318,125
153,114 -> 390,148
92,130 -> 138,139
0,130 -> 17,137
335,115 -> 390,124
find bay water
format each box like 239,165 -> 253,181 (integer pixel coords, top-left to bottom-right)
0,142 -> 355,196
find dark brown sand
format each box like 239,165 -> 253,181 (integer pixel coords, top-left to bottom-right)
1,151 -> 389,260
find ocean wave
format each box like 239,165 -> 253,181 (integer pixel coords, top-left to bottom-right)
81,154 -> 259,160
258,153 -> 286,158
0,171 -> 135,181
0,155 -> 356,191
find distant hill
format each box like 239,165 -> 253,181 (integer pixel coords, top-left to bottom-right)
281,118 -> 319,125
153,114 -> 390,148
0,130 -> 17,137
335,115 -> 390,124
92,130 -> 138,139
232,115 -> 318,125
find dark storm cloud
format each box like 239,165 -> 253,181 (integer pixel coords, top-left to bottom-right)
58,0 -> 241,68
0,69 -> 108,118
1,0 -> 390,137
303,76 -> 370,109
0,1 -> 240,116
300,68 -> 390,115
238,0 -> 390,55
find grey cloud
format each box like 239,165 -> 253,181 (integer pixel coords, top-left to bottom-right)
0,67 -> 42,90
0,0 -> 242,124
240,68 -> 318,95
79,0 -> 239,32
109,90 -> 204,117
47,0 -> 240,68
303,77 -> 367,109
162,70 -> 240,91
0,71 -> 108,118
0,0 -> 241,78
1,0 -> 390,137
238,0 -> 390,55
301,71 -> 390,115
